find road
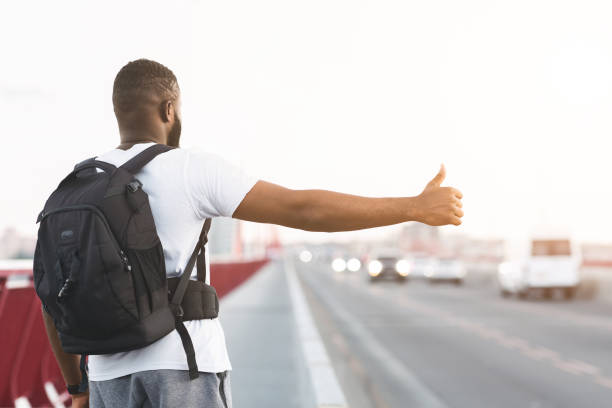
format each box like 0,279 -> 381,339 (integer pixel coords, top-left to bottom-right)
295,258 -> 612,408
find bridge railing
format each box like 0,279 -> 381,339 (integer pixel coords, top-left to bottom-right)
0,258 -> 268,408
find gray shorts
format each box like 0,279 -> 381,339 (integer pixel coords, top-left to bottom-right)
90,370 -> 232,408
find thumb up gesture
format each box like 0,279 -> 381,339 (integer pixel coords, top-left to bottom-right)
416,164 -> 464,226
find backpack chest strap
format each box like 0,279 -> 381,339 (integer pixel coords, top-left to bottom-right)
166,278 -> 219,321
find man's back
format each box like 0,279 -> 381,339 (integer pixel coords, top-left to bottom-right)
88,142 -> 257,381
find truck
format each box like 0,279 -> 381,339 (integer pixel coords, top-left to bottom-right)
498,238 -> 581,299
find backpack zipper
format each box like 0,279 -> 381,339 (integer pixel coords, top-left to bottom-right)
40,204 -> 132,272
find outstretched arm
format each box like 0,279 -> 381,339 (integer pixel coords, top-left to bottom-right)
233,164 -> 463,231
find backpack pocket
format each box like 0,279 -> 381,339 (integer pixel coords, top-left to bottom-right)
98,243 -> 140,321
38,207 -> 139,339
126,244 -> 167,319
48,243 -> 137,339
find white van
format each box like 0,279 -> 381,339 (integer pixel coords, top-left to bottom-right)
498,239 -> 581,299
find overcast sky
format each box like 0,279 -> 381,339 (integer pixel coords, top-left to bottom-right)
1,0 -> 611,245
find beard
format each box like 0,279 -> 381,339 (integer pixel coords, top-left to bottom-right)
167,116 -> 182,147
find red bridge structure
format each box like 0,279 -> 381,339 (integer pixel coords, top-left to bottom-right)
0,258 -> 268,408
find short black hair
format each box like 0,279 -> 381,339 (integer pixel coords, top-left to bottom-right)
112,59 -> 179,114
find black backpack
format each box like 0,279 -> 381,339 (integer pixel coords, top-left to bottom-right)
34,143 -> 218,381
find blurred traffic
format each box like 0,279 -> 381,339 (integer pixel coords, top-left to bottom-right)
290,223 -> 609,304
286,225 -> 612,408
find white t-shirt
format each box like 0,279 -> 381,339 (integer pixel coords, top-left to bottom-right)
87,142 -> 257,381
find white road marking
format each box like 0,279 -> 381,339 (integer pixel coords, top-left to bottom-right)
300,263 -> 450,408
285,257 -> 348,408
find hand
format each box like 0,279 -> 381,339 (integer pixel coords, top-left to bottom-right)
71,391 -> 90,408
414,164 -> 463,226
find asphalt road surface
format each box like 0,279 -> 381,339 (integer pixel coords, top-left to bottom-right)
295,259 -> 612,408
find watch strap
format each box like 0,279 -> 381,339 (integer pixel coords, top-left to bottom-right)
67,353 -> 89,395
66,382 -> 88,395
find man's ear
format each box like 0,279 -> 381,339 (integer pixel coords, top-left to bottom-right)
160,100 -> 174,123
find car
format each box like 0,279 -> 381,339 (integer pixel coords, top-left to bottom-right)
410,255 -> 437,279
497,238 -> 581,299
497,261 -> 522,297
366,248 -> 411,282
426,257 -> 465,284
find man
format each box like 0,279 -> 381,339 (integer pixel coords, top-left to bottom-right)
42,59 -> 463,407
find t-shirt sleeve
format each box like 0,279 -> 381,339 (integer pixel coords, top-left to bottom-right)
184,149 -> 258,219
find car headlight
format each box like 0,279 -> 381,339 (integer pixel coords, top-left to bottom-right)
332,258 -> 347,272
299,250 -> 312,263
395,259 -> 411,276
347,258 -> 361,272
368,260 -> 383,276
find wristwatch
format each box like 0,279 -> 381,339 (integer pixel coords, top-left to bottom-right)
67,381 -> 89,395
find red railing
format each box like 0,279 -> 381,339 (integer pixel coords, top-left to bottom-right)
0,258 -> 268,408
210,259 -> 269,297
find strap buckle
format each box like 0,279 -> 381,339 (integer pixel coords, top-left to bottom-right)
126,180 -> 142,193
170,303 -> 184,318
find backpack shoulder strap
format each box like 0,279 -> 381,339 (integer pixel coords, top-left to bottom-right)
171,219 -> 212,310
120,144 -> 176,174
168,218 -> 212,380
196,218 -> 212,282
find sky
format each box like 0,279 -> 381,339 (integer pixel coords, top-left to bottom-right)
1,0 -> 612,246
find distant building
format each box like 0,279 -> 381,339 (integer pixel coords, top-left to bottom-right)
461,238 -> 505,263
398,223 -> 440,253
208,217 -> 241,261
581,244 -> 612,267
397,223 -> 504,264
0,227 -> 36,259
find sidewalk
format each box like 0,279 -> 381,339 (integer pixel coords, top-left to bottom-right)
220,260 -> 317,407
